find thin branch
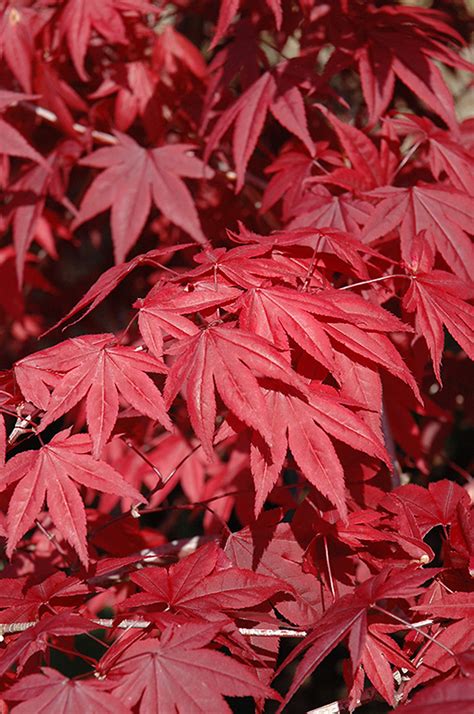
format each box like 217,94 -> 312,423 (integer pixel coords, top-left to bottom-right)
86,535 -> 215,583
7,412 -> 40,446
237,628 -> 307,638
21,102 -> 262,192
23,102 -> 118,145
0,619 -> 307,639
374,605 -> 455,657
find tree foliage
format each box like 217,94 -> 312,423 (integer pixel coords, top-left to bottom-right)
0,1 -> 473,711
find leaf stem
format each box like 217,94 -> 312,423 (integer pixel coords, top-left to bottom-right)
394,139 -> 423,178
338,273 -> 410,291
122,438 -> 165,485
373,605 -> 455,657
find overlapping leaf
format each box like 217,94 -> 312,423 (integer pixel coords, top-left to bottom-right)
4,667 -> 131,714
210,0 -> 282,49
249,385 -> 389,518
15,333 -> 172,458
0,613 -> 93,677
205,60 -> 314,191
102,621 -> 277,713
225,514 -> 323,626
0,1 -> 472,710
164,323 -> 306,458
237,285 -> 419,397
122,541 -> 291,617
73,135 -> 212,262
0,429 -> 145,566
390,114 -> 474,195
187,244 -> 304,287
57,0 -> 156,81
136,281 -> 241,358
6,141 -> 80,284
0,3 -> 48,91
363,185 -> 474,281
323,3 -> 473,128
402,238 -> 474,381
276,567 -> 439,712
289,187 -> 373,236
0,571 -> 89,624
396,678 -> 474,714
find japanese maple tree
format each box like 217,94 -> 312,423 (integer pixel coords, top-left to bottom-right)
0,1 -> 473,712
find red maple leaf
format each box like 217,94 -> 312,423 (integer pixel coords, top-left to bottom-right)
6,140 -> 81,285
0,571 -> 89,624
388,480 -> 471,537
152,25 -> 207,80
0,429 -> 145,565
187,244 -> 301,287
89,59 -> 158,133
210,0 -> 282,49
402,235 -> 474,381
205,59 -> 314,191
236,285 -> 420,399
121,541 -> 290,617
261,146 -> 317,218
0,613 -> 93,677
411,591 -> 474,620
163,323 -> 306,458
202,18 -> 262,136
136,281 -> 241,358
289,186 -> 373,237
225,512 -> 326,626
0,3 -> 48,91
312,105 -> 390,192
237,285 -> 411,376
102,621 -> 278,712
323,3 -> 473,128
363,184 -> 474,282
396,678 -> 474,714
251,226 -> 384,280
15,333 -> 172,458
358,631 -> 400,706
0,1 -> 472,708
73,135 -> 212,262
57,0 -> 156,81
248,385 -> 389,518
402,619 -> 473,697
300,499 -> 433,594
390,114 -> 474,196
277,567 -> 439,712
4,667 -> 130,714
33,57 -> 88,137
350,621 -> 416,707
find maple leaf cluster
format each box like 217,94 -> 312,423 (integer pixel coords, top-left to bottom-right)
0,1 -> 473,712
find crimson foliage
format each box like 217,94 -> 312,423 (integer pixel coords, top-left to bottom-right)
0,1 -> 473,712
